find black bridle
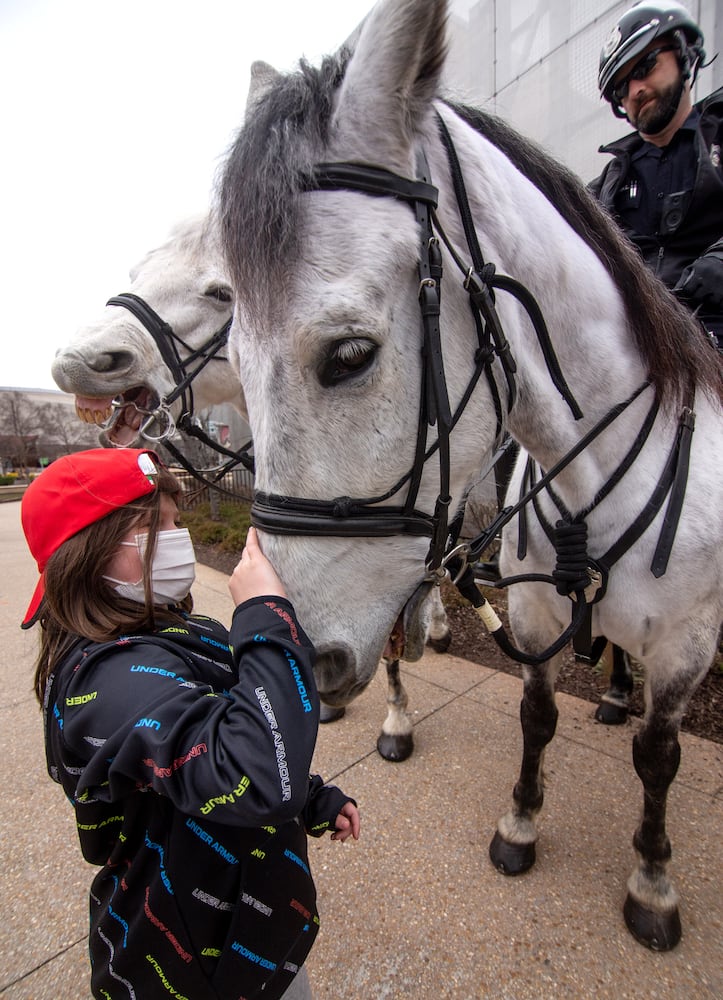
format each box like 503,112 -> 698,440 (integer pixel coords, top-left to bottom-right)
252,157 -> 456,569
251,126 -> 582,575
247,121 -> 696,666
106,292 -> 255,485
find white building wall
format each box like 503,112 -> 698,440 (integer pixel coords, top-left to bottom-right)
443,0 -> 722,183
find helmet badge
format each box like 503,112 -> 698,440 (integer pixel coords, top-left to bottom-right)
602,25 -> 622,59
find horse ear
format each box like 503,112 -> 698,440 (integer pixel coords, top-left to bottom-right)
331,0 -> 448,163
339,10 -> 369,54
246,60 -> 283,117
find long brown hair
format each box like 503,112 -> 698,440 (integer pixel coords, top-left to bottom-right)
34,467 -> 191,703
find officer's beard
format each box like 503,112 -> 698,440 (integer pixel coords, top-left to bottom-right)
630,76 -> 686,135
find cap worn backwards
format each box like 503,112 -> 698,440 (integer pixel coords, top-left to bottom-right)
20,448 -> 160,628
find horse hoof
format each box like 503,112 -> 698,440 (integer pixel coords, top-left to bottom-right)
319,704 -> 346,724
594,700 -> 629,725
623,894 -> 681,951
428,632 -> 452,653
376,731 -> 414,762
488,830 -> 536,875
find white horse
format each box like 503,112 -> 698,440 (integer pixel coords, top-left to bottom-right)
51,213 -> 451,761
217,0 -> 722,950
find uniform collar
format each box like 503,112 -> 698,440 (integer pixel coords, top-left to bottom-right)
629,107 -> 700,161
599,93 -> 709,158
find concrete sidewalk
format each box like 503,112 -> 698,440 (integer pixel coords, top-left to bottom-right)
1,499 -> 721,999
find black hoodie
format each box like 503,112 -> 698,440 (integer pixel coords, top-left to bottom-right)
45,598 -> 352,1000
589,86 -> 723,293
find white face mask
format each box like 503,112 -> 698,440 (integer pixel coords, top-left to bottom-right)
104,528 -> 196,606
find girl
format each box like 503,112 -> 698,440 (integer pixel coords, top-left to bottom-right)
21,448 -> 359,1000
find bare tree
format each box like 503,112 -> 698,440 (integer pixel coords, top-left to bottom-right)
0,391 -> 42,478
0,392 -> 101,476
35,401 -> 101,459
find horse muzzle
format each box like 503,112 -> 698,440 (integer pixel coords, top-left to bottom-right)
313,641 -> 368,708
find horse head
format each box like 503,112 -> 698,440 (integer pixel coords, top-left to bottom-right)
219,0 -> 496,705
52,215 -> 244,446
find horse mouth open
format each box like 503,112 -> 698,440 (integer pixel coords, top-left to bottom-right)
74,386 -> 161,446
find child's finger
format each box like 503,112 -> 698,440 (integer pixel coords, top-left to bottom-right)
344,804 -> 361,839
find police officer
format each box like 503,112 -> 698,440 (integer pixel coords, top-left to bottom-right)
591,1 -> 723,349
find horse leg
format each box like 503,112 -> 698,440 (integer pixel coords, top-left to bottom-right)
489,655 -> 560,874
624,713 -> 682,949
595,643 -> 634,725
426,588 -> 452,653
622,625 -> 717,950
376,657 -> 414,762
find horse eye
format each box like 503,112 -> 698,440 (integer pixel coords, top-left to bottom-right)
204,284 -> 233,304
320,338 -> 377,386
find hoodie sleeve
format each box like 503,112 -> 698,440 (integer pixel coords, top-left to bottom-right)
53,598 -> 320,828
302,774 -> 357,838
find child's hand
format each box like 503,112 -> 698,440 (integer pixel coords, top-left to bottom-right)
330,800 -> 360,842
228,527 -> 287,606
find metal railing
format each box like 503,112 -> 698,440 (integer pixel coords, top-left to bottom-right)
174,468 -> 254,509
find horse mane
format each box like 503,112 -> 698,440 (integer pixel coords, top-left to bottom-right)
446,100 -> 722,407
217,51 -> 350,325
217,53 -> 722,406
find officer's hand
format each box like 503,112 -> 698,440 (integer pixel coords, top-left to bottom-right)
672,250 -> 723,310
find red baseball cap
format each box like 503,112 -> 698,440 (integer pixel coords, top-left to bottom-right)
21,448 -> 161,628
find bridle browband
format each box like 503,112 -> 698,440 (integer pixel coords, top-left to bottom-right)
105,292 -> 255,486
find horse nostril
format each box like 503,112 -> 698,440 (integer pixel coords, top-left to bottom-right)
313,643 -> 360,706
87,350 -> 135,374
56,347 -> 136,375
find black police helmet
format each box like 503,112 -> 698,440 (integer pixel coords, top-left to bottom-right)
598,2 -> 705,117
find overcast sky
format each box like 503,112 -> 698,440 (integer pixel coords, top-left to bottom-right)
0,0 -> 377,390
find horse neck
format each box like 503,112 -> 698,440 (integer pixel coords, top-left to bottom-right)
428,109 -> 651,496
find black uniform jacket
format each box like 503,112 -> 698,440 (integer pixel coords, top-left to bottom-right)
589,86 -> 723,289
45,598 -> 351,1000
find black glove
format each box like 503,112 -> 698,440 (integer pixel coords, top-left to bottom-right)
673,247 -> 723,311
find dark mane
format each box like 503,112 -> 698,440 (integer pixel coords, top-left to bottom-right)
446,100 -> 722,406
217,57 -> 721,406
217,51 -> 350,325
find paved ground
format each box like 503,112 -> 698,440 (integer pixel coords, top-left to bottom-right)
1,499 -> 721,999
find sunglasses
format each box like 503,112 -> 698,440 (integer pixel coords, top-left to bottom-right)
612,46 -> 676,103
